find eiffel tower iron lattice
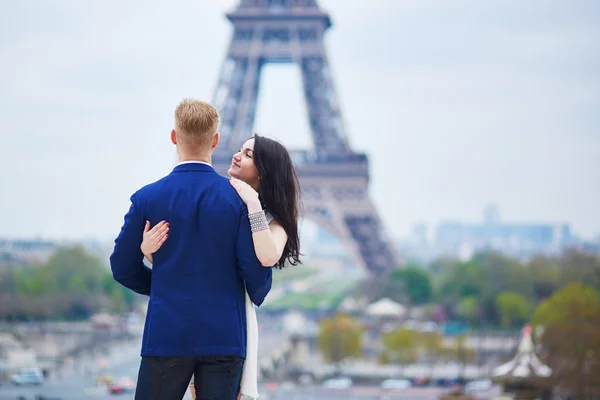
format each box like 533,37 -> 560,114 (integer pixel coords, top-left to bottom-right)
211,0 -> 401,276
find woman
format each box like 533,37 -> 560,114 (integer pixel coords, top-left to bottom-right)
141,134 -> 301,399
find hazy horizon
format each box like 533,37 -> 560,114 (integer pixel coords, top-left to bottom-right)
1,0 -> 598,242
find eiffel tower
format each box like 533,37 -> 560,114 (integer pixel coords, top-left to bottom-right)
211,0 -> 401,276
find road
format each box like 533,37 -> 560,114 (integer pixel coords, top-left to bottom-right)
0,343 -> 144,400
0,322 -> 471,400
0,378 -> 448,400
258,385 -> 448,400
0,345 -> 450,400
0,329 -> 287,400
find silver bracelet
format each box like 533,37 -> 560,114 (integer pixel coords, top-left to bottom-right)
248,210 -> 269,233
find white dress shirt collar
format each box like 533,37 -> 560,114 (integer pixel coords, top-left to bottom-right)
176,160 -> 212,167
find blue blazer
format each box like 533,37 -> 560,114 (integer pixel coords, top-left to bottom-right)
110,162 -> 272,357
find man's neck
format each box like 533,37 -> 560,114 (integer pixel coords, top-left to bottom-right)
178,155 -> 212,165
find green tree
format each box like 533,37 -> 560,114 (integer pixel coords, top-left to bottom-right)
429,256 -> 461,284
379,328 -> 444,366
420,331 -> 443,360
434,252 -> 535,327
534,282 -> 599,327
476,252 -> 533,322
438,260 -> 484,300
533,283 -> 600,399
41,245 -> 106,294
495,291 -> 530,329
526,256 -> 560,301
558,250 -> 600,292
455,296 -> 479,326
0,245 -> 136,320
379,328 -> 419,365
390,266 -> 432,305
357,274 -> 407,304
318,313 -> 362,365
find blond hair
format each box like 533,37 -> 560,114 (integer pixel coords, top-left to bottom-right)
174,98 -> 220,148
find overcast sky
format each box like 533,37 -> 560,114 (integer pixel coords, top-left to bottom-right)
1,0 -> 599,242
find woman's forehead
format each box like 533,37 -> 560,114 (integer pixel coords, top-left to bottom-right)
242,138 -> 255,150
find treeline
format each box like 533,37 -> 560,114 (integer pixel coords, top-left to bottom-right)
357,249 -> 600,329
320,281 -> 600,399
0,245 -> 136,321
322,249 -> 600,398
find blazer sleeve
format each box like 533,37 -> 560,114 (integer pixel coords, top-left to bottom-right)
235,204 -> 272,306
110,192 -> 152,295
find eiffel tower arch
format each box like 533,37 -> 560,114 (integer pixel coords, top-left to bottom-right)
210,0 -> 401,276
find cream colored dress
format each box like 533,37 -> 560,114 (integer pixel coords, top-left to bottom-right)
239,211 -> 273,399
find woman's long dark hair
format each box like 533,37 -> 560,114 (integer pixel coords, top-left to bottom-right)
252,134 -> 302,269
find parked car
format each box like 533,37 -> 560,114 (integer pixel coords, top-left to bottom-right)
381,378 -> 412,389
107,377 -> 136,394
11,367 -> 44,385
322,377 -> 352,389
465,378 -> 493,393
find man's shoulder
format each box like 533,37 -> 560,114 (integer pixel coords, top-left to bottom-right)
211,175 -> 247,209
132,175 -> 170,199
206,176 -> 249,217
131,172 -> 245,209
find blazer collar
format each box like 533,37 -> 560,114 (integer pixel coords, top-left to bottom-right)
172,161 -> 215,174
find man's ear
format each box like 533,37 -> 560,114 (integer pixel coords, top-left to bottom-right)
211,132 -> 220,149
171,129 -> 177,145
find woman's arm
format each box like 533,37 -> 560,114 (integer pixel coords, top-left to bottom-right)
141,179 -> 289,268
141,213 -> 285,268
247,199 -> 288,267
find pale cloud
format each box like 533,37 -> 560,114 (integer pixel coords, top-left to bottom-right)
0,0 -> 598,242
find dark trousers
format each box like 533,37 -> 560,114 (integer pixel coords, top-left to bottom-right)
134,355 -> 243,400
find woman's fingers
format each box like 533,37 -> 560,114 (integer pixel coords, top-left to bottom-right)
150,221 -> 169,239
158,232 -> 168,246
230,178 -> 243,186
230,179 -> 242,193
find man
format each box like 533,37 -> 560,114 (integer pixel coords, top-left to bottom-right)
110,99 -> 272,400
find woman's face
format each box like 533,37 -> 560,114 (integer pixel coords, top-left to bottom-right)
228,138 -> 260,190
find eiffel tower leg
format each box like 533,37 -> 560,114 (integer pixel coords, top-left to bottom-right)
299,52 -> 350,156
341,199 -> 402,277
302,177 -> 401,277
213,32 -> 264,154
302,180 -> 367,273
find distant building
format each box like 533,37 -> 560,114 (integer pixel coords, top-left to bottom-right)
0,238 -> 112,268
397,204 -> 589,262
0,239 -> 56,266
434,205 -> 574,259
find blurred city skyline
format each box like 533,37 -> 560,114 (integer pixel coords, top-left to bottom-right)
1,0 -> 599,241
